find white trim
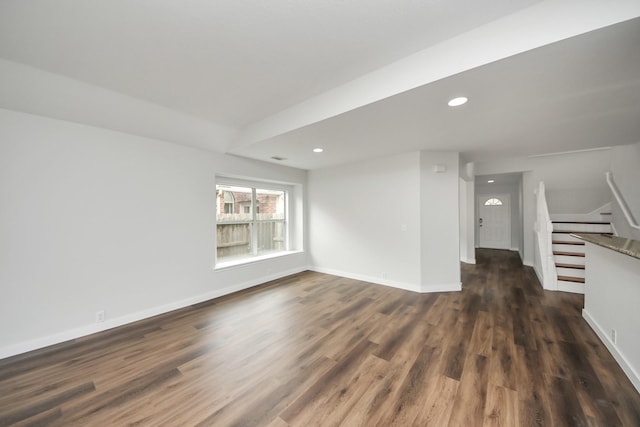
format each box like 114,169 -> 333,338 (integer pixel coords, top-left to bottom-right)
583,309 -> 640,394
0,266 -> 308,360
309,266 -> 461,294
214,250 -> 304,270
461,257 -> 476,265
527,146 -> 611,158
310,266 -> 420,293
532,263 -> 544,285
606,171 -> 640,231
420,282 -> 462,293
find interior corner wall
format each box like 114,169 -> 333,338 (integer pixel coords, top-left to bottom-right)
533,150 -> 611,215
420,152 -> 461,291
521,171 -> 535,266
459,177 -> 476,264
307,152 -> 422,291
610,142 -> 640,240
0,108 -> 308,358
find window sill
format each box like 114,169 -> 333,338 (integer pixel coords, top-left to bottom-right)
214,250 -> 304,271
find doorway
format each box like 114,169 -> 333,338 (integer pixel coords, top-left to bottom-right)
478,194 -> 511,249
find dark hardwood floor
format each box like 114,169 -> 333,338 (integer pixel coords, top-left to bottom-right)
1,249 -> 639,426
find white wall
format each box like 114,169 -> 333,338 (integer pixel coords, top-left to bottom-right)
0,109 -> 308,358
610,142 -> 640,240
308,150 -> 461,293
459,177 -> 475,264
582,242 -> 640,393
308,152 -> 422,290
420,152 -> 461,291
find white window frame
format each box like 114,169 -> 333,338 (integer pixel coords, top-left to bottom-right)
215,176 -> 297,269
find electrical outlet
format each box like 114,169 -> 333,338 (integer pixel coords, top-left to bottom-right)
95,310 -> 105,323
381,272 -> 388,279
611,329 -> 617,344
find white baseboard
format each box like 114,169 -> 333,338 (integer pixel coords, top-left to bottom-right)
583,309 -> 640,394
460,257 -> 476,265
0,266 -> 308,360
309,266 -> 461,293
309,266 -> 422,293
420,282 -> 462,293
532,264 -> 543,286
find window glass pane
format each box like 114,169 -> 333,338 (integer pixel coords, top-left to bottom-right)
216,223 -> 252,261
256,221 -> 286,255
484,198 -> 503,206
217,185 -> 252,262
255,189 -> 286,256
255,189 -> 285,220
216,183 -> 289,264
216,185 -> 252,222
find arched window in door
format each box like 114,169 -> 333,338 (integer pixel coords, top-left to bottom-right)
484,198 -> 503,206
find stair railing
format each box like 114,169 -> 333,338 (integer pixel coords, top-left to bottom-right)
534,181 -> 557,290
606,172 -> 640,231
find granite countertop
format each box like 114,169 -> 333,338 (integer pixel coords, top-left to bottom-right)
571,233 -> 640,260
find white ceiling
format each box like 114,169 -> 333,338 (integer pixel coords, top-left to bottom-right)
1,1 -> 639,170
234,18 -> 640,168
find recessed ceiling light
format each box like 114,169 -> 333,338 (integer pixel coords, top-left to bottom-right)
448,96 -> 468,107
313,148 -> 324,153
487,179 -> 495,183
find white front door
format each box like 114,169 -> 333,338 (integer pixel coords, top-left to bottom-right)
478,194 -> 511,249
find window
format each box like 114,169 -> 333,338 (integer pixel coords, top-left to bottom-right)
484,198 -> 503,206
216,181 -> 288,265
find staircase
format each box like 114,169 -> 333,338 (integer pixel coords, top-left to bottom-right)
551,214 -> 613,293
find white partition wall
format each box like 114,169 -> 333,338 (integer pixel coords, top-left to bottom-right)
582,242 -> 640,393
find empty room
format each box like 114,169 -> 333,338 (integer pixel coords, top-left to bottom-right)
1,1 -> 640,426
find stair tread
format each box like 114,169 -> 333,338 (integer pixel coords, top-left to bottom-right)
553,251 -> 585,257
552,240 -> 585,245
558,276 -> 585,283
556,263 -> 585,269
552,231 -> 614,235
552,221 -> 611,224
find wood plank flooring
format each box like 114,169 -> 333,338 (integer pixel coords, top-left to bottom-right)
1,249 -> 639,426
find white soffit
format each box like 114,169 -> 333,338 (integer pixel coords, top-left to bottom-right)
0,0 -> 544,128
0,59 -> 236,153
0,0 -> 638,163
233,0 -> 640,150
230,17 -> 640,169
